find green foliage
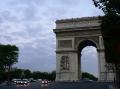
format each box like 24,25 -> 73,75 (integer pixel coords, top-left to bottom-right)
93,0 -> 120,87
0,44 -> 19,82
10,68 -> 56,81
101,15 -> 120,63
31,71 -> 56,81
0,69 -> 7,82
11,68 -> 23,79
93,0 -> 120,64
1,67 -> 56,82
24,69 -> 31,78
82,72 -> 98,81
93,0 -> 120,15
50,71 -> 56,81
0,44 -> 19,67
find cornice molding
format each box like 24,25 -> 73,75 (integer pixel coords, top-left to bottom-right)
56,17 -> 100,23
56,50 -> 78,53
53,26 -> 100,33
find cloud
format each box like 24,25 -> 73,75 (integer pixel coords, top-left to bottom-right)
0,0 -> 102,73
15,42 -> 56,72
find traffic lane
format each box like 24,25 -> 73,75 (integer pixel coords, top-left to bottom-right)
12,82 -> 109,89
48,82 -> 91,89
0,82 -> 44,89
0,82 -> 111,89
47,82 -> 110,89
15,82 -> 47,89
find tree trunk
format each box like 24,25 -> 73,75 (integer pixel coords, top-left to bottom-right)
7,65 -> 12,86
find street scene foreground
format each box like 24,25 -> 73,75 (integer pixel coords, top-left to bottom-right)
0,81 -> 114,89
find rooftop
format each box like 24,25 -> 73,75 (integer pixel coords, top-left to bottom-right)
56,17 -> 99,23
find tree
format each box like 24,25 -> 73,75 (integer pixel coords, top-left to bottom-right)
92,0 -> 120,87
0,69 -> 7,83
0,55 -> 5,82
0,44 -> 19,84
31,71 -> 56,81
11,68 -> 24,79
93,0 -> 120,63
24,69 -> 31,78
0,44 -> 19,69
82,72 -> 98,81
92,0 -> 120,15
50,71 -> 56,81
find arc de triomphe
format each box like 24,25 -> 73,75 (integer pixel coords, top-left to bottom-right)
53,17 -> 114,82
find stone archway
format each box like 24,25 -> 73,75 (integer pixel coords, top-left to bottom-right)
53,17 -> 114,82
77,40 -> 98,80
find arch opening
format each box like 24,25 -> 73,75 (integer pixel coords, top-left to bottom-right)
78,40 -> 99,80
81,46 -> 98,79
78,40 -> 97,53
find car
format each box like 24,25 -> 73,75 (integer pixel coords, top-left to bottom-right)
16,79 -> 22,84
38,79 -> 42,82
82,78 -> 93,83
16,79 -> 30,86
41,79 -> 48,84
12,79 -> 21,84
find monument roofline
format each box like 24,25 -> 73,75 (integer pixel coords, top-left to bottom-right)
55,16 -> 101,30
56,16 -> 99,23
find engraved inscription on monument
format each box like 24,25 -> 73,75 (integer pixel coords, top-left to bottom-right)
60,56 -> 70,71
58,40 -> 72,48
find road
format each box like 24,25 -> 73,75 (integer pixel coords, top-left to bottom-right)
0,81 -> 113,89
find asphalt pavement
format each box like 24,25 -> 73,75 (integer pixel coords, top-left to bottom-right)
0,81 -> 114,89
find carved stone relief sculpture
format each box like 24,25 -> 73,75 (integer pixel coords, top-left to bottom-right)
60,56 -> 70,71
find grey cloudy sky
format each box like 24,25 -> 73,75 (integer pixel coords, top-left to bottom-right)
0,0 -> 103,77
